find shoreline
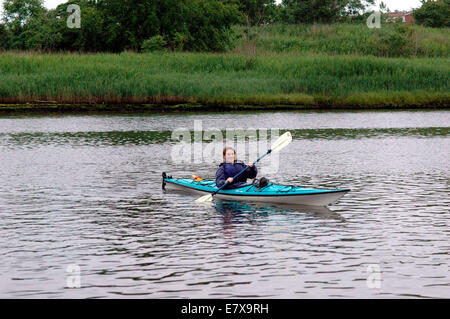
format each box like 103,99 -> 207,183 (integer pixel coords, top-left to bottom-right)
1,52 -> 448,114
1,100 -> 449,115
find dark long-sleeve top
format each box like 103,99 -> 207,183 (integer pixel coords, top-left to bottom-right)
215,160 -> 257,189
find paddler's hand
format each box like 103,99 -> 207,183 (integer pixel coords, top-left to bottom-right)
226,177 -> 234,183
248,162 -> 254,168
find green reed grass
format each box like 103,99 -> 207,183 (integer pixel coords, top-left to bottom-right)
0,51 -> 448,108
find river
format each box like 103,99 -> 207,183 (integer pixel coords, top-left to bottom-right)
0,110 -> 449,298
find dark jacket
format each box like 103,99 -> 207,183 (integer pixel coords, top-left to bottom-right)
215,160 -> 258,189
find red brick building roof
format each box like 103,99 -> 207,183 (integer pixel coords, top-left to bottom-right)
387,11 -> 415,23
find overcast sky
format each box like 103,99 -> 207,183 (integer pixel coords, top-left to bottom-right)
1,0 -> 424,16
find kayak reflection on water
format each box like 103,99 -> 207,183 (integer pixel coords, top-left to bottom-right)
214,199 -> 345,228
214,200 -> 345,249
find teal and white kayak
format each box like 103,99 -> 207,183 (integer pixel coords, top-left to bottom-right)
162,174 -> 350,206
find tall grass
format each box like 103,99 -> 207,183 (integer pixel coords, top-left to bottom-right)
232,23 -> 450,58
0,51 -> 448,108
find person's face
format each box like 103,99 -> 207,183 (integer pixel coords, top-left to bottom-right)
225,149 -> 235,163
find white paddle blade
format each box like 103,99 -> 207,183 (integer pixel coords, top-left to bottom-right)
271,131 -> 292,153
195,194 -> 213,203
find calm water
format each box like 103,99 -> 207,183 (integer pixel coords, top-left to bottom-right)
0,110 -> 449,298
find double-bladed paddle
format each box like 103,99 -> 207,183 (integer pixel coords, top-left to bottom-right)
195,131 -> 292,203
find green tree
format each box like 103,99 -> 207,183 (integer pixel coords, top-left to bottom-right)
96,0 -> 239,52
379,1 -> 388,13
47,0 -> 105,52
0,0 -> 241,52
0,23 -> 10,49
2,0 -> 47,49
233,0 -> 277,54
414,0 -> 450,28
19,9 -> 63,50
344,0 -> 375,16
2,0 -> 46,29
97,0 -> 160,51
181,0 -> 240,51
281,0 -> 374,24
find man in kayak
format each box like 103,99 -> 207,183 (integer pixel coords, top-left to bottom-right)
215,147 -> 257,189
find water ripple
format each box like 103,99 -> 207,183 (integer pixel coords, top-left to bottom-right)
0,111 -> 449,298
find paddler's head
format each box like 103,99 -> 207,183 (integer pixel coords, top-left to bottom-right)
223,147 -> 237,164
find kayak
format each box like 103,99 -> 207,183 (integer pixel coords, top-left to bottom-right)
162,173 -> 350,206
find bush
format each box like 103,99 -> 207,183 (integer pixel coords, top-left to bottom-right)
414,0 -> 450,28
380,23 -> 418,57
170,32 -> 189,51
141,35 -> 167,52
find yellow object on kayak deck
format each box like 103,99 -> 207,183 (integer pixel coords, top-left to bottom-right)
192,175 -> 203,182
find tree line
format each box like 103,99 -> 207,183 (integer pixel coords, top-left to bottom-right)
0,0 -> 448,52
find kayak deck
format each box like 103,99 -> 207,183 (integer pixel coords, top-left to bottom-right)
162,174 -> 350,206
